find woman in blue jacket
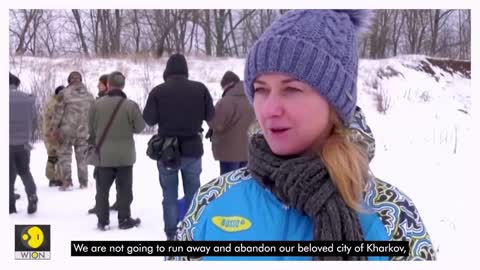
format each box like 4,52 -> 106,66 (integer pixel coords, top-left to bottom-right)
171,10 -> 436,261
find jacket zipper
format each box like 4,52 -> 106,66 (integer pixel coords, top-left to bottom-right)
282,203 -> 289,239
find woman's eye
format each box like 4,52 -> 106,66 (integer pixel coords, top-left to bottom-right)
253,87 -> 266,93
286,87 -> 302,93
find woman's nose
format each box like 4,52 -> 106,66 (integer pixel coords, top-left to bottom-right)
261,93 -> 284,118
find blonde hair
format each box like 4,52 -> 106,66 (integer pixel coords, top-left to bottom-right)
319,110 -> 369,211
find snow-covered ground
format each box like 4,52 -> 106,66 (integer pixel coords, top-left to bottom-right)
8,55 -> 472,262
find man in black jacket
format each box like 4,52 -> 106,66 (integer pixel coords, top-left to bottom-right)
143,53 -> 214,240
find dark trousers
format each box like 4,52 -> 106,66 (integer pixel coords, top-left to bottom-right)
95,166 -> 133,225
93,167 -> 119,205
220,161 -> 247,175
9,145 -> 36,205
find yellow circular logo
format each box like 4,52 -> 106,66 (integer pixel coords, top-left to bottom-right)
21,226 -> 44,249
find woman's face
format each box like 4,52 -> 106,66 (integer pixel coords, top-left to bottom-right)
253,73 -> 332,156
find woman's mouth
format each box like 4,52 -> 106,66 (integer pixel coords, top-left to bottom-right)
270,128 -> 289,133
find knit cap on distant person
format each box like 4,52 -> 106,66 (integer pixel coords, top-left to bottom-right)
244,10 -> 373,124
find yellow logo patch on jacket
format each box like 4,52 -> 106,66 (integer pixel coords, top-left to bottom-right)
211,216 -> 251,232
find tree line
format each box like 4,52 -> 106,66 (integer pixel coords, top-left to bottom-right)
9,9 -> 470,60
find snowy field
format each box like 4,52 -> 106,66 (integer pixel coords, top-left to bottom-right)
7,55 -> 473,263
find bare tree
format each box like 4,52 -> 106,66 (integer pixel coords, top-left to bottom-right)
86,9 -> 124,57
227,11 -> 239,56
8,9 -> 470,60
132,10 -> 142,53
110,9 -> 122,55
98,10 -> 110,56
213,9 -> 228,57
242,10 -> 279,55
187,10 -> 201,53
71,9 -> 89,56
428,9 -> 454,56
368,10 -> 389,59
203,10 -> 212,56
28,10 -> 44,56
170,9 -> 192,53
37,10 -> 60,57
10,9 -> 41,55
458,9 -> 470,59
404,10 -> 429,54
390,10 -> 405,56
224,10 -> 255,57
143,10 -> 178,57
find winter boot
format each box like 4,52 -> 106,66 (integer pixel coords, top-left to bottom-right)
59,180 -> 73,191
10,202 -> 16,214
97,222 -> 111,231
119,217 -> 141,230
49,180 -> 63,187
27,194 -> 38,214
88,206 -> 98,215
79,180 -> 88,189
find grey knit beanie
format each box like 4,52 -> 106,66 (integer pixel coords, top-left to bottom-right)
244,10 -> 373,124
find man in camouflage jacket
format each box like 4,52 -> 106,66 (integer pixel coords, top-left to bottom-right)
42,85 -> 64,187
49,72 -> 94,190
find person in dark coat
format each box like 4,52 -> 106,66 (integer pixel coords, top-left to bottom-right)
88,71 -> 146,230
142,53 -> 214,240
9,72 -> 38,214
208,71 -> 256,175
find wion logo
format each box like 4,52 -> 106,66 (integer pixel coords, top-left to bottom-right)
15,225 -> 51,260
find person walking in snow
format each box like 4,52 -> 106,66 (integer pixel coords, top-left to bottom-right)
43,85 -> 65,187
9,72 -> 38,214
88,74 -> 119,214
88,71 -> 145,230
143,53 -> 215,240
207,71 -> 256,175
49,71 -> 95,190
170,10 -> 436,261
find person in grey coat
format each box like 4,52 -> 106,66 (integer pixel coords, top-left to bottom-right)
88,71 -> 146,230
9,72 -> 38,214
207,71 -> 256,174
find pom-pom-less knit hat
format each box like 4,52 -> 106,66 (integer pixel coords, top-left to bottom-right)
244,10 -> 373,124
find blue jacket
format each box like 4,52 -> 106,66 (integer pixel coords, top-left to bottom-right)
171,169 -> 436,261
170,107 -> 436,261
